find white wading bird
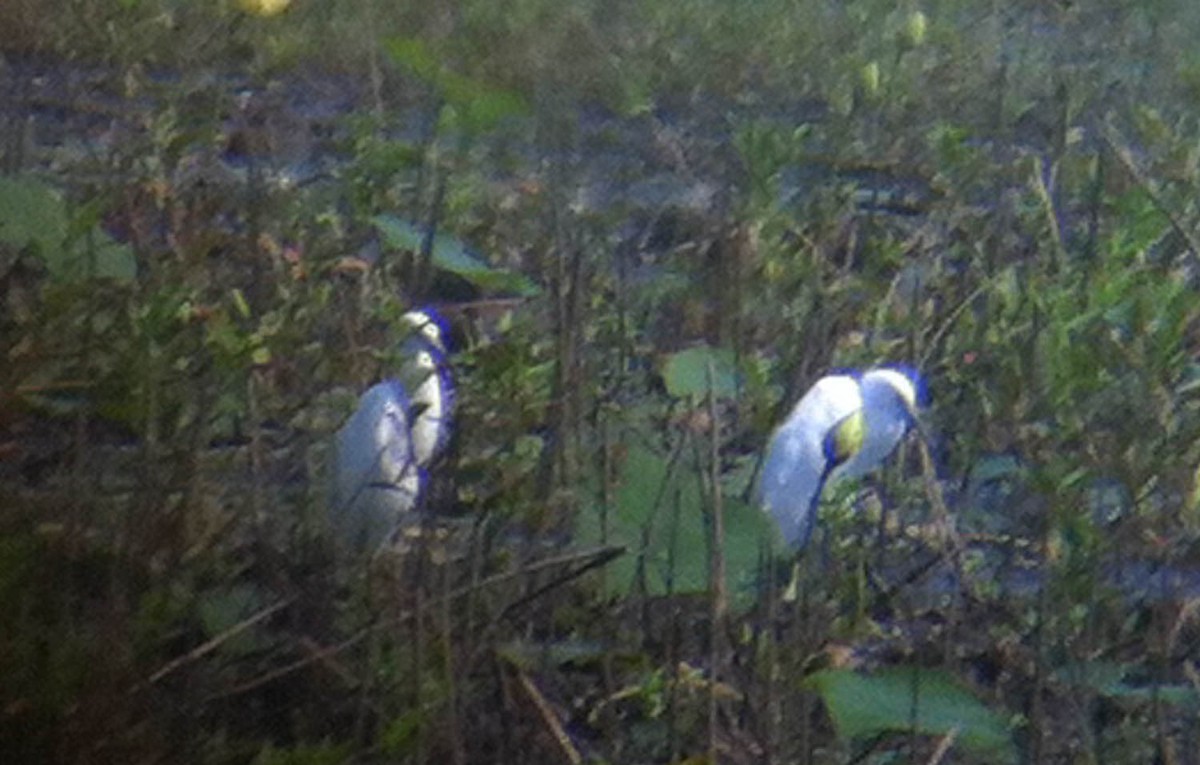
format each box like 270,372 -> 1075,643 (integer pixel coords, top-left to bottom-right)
330,309 -> 454,551
760,367 -> 923,549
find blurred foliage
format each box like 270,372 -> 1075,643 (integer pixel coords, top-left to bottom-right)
5,0 -> 1200,763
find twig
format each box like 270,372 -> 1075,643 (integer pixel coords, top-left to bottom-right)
911,427 -> 977,603
494,545 -> 626,622
1028,154 -> 1065,271
706,359 -> 727,765
214,628 -> 367,700
145,596 -> 295,685
1102,121 -> 1200,259
925,728 -> 959,765
206,545 -> 625,701
919,281 -> 988,371
508,662 -> 584,765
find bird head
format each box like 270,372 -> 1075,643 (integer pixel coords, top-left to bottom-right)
834,365 -> 928,483
398,308 -> 455,406
402,309 -> 450,354
862,365 -> 926,425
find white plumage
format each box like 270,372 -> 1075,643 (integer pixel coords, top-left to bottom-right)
841,368 -> 920,478
329,310 -> 454,551
760,367 -> 922,549
400,310 -> 453,468
330,380 -> 423,550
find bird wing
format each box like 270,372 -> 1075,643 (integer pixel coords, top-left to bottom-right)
760,375 -> 862,548
331,381 -> 421,550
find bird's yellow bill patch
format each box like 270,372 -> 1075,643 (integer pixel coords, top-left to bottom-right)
830,409 -> 865,465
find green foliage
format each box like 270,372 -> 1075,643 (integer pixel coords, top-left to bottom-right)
0,175 -> 136,281
661,345 -> 739,400
252,741 -> 350,765
575,436 -> 777,600
1057,660 -> 1200,708
384,37 -> 530,136
373,214 -> 540,296
807,667 -> 1017,762
8,0 -> 1200,762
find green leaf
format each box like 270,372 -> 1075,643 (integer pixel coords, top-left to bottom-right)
252,741 -> 350,765
662,346 -> 740,399
0,175 -> 62,254
1057,661 -> 1200,707
0,174 -> 135,282
373,215 -> 539,296
382,37 -> 442,84
381,710 -> 424,756
574,437 -> 778,602
438,72 -> 529,133
382,37 -> 528,135
806,667 -> 1016,762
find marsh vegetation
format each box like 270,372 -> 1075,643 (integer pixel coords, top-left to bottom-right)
4,1 -> 1200,762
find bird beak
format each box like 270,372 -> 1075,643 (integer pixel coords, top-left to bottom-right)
903,399 -> 931,447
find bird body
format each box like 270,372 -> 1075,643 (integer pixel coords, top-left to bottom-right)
760,374 -> 864,548
330,380 -> 423,551
330,310 -> 454,551
760,367 -> 921,549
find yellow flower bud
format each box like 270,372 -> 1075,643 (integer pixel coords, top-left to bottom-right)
905,10 -> 927,47
237,0 -> 292,17
860,61 -> 881,96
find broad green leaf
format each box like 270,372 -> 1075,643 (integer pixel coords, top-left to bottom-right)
806,667 -> 1016,762
0,175 -> 64,253
382,37 -> 528,134
0,175 -> 135,282
373,215 -> 539,296
662,346 -> 739,399
575,438 -> 779,603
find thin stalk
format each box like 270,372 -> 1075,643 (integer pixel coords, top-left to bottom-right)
764,545 -> 780,765
440,556 -> 466,765
707,360 -> 727,765
413,545 -> 428,765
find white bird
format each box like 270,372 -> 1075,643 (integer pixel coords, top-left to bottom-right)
399,310 -> 454,468
329,309 -> 454,551
760,367 -> 922,549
